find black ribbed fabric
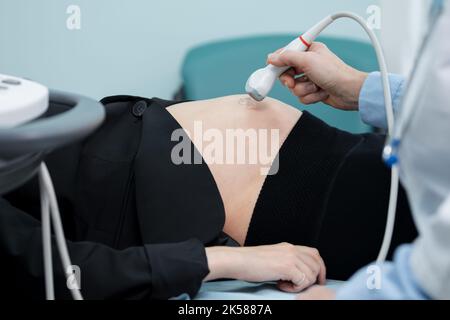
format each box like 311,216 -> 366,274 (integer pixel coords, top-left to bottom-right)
245,112 -> 417,280
246,112 -> 360,247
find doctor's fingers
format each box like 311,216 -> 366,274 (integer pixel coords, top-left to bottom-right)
268,50 -> 314,75
290,80 -> 320,98
267,48 -> 284,64
299,89 -> 330,105
279,69 -> 297,89
279,70 -> 309,89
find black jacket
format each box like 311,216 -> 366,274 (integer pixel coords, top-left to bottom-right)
2,95 -> 232,300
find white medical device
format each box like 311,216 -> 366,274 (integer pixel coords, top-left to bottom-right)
0,74 -> 49,128
0,75 -> 105,300
245,17 -> 333,102
246,13 -> 398,264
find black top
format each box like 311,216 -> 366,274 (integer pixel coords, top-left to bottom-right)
0,198 -> 208,299
1,95 -> 417,299
246,113 -> 417,280
2,96 -> 222,300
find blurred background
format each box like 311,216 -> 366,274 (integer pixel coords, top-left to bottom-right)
0,0 -> 431,132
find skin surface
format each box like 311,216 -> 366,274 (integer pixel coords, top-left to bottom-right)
168,94 -> 302,245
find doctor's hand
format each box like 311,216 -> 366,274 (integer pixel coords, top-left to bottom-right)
267,42 -> 368,111
205,243 -> 326,293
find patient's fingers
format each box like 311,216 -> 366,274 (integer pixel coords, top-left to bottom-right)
277,281 -> 294,292
292,261 -> 315,292
299,248 -> 327,285
296,260 -> 316,288
278,261 -> 316,293
295,253 -> 323,286
277,280 -> 306,293
316,256 -> 327,285
299,89 -> 330,105
316,255 -> 327,285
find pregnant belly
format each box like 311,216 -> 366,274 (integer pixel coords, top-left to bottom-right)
167,95 -> 302,245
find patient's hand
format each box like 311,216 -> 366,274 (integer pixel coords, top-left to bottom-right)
205,243 -> 326,293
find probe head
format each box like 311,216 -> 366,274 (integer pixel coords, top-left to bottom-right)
245,67 -> 277,102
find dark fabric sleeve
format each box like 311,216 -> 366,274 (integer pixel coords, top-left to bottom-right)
0,198 -> 209,300
145,240 -> 209,300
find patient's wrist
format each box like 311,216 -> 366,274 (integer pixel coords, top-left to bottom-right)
204,247 -> 243,282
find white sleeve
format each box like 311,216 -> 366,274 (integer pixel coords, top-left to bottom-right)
411,194 -> 450,299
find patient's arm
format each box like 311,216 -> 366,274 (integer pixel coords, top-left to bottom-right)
205,242 -> 326,293
168,95 -> 302,245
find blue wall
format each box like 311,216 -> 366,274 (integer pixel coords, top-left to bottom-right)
0,0 -> 377,100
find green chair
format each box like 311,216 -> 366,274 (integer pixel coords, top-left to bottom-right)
178,35 -> 378,133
